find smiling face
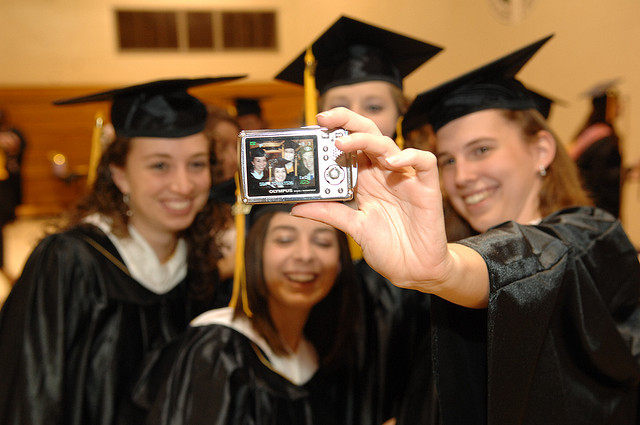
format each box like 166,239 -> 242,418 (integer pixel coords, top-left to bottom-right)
252,155 -> 267,172
435,109 -> 551,233
302,151 -> 314,172
283,148 -> 295,162
273,166 -> 287,182
321,80 -> 401,138
110,133 -> 211,244
262,213 -> 340,315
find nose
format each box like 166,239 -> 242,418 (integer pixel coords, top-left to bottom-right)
170,166 -> 195,194
453,158 -> 476,188
292,238 -> 315,262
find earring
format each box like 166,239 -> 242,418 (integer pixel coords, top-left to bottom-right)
539,166 -> 547,177
122,193 -> 133,217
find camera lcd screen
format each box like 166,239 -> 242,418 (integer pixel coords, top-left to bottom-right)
245,135 -> 320,197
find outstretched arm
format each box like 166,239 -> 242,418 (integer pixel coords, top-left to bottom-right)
291,108 -> 489,308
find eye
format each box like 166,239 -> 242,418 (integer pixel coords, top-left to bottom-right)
472,145 -> 491,157
364,104 -> 383,113
270,230 -> 296,245
150,162 -> 168,171
189,160 -> 208,170
313,237 -> 335,248
327,101 -> 350,110
437,156 -> 455,168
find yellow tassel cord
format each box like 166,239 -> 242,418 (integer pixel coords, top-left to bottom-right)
87,112 -> 104,187
0,148 -> 7,181
229,172 -> 253,317
304,47 -> 318,126
395,116 -> 405,149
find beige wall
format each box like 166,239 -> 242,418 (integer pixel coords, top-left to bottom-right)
1,0 -> 639,241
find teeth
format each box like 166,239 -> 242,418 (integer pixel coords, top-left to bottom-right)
165,200 -> 190,210
464,190 -> 491,205
286,273 -> 316,283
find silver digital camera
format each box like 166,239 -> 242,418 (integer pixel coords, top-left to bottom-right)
238,126 -> 357,204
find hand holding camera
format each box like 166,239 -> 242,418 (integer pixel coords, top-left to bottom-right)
238,125 -> 357,204
291,108 -> 455,295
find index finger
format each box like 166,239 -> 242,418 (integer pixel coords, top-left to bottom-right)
316,107 -> 382,137
317,107 -> 400,163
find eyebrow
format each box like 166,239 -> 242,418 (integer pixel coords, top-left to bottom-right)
141,152 -> 208,160
269,225 -> 334,234
435,137 -> 496,158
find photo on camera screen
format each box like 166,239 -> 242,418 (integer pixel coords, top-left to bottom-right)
244,135 -> 319,197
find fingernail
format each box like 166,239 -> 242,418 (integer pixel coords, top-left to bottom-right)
335,135 -> 350,145
316,111 -> 330,119
386,155 -> 400,166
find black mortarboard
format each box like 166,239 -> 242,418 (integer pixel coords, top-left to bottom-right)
282,140 -> 298,150
402,35 -> 553,136
523,87 -> 553,119
234,98 -> 262,117
54,77 -> 245,138
274,16 -> 443,94
522,85 -> 567,120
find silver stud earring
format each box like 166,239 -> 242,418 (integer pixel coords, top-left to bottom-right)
539,166 -> 547,177
122,193 -> 133,217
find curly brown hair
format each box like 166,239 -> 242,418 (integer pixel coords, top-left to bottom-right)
65,135 -> 226,300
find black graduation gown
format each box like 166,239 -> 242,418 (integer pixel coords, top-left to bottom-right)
0,224 -> 221,425
136,264 -> 431,425
401,206 -> 640,425
145,324 -> 357,425
354,261 -> 434,424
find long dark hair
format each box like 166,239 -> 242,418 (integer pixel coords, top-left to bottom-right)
65,135 -> 225,300
236,205 -> 358,370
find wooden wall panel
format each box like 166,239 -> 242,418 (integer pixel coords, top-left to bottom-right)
0,81 -> 303,217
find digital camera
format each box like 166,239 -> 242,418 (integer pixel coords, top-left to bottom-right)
238,126 -> 357,204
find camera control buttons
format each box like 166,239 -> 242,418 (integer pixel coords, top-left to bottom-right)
323,146 -> 329,152
323,155 -> 329,161
324,164 -> 345,185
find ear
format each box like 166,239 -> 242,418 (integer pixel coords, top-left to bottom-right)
109,164 -> 129,194
532,130 -> 556,171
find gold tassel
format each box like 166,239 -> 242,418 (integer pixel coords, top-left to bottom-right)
0,148 -> 7,181
87,112 -> 104,187
229,172 -> 253,317
395,116 -> 405,149
304,47 -> 318,126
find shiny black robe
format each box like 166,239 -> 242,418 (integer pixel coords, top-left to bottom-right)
0,224 -> 223,425
138,265 -> 432,425
399,206 -> 640,424
144,325 -> 349,425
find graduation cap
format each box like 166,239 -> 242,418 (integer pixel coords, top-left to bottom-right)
54,76 -> 246,138
402,35 -> 553,136
275,15 -> 443,94
523,85 -> 566,120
